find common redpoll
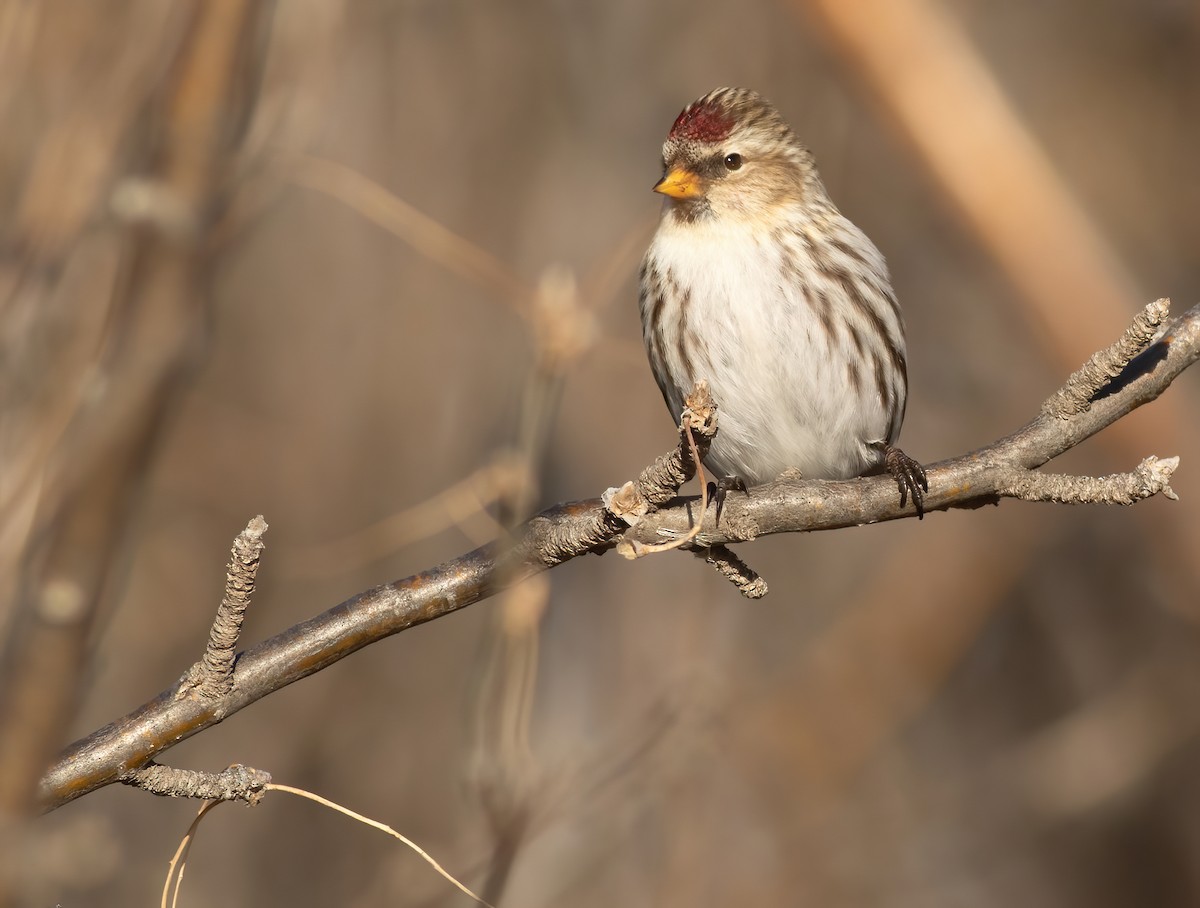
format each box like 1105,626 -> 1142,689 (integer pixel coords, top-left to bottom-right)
639,87 -> 927,515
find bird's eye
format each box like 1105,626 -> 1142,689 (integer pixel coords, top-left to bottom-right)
724,153 -> 743,171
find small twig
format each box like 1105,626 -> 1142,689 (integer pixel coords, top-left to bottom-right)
697,545 -> 769,599
121,761 -> 271,805
605,380 -> 719,526
181,516 -> 267,702
1043,298 -> 1171,418
531,382 -> 719,571
618,415 -> 709,557
609,380 -> 767,585
996,455 -> 1179,505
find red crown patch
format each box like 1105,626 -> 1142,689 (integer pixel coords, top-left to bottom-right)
668,100 -> 734,143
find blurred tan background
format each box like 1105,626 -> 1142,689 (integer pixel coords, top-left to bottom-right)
3,0 -> 1200,905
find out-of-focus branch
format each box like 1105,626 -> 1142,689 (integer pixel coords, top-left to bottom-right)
39,299 -> 1199,812
798,0 -> 1140,359
797,0 -> 1200,608
0,0 -> 274,824
468,266 -> 595,906
289,153 -> 531,310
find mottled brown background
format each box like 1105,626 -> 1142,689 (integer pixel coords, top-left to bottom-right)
4,0 -> 1200,905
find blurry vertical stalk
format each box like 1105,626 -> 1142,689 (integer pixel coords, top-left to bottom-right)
286,147 -> 599,899
470,267 -> 594,903
796,0 -> 1200,605
0,0 -> 275,889
777,0 -> 1200,830
798,0 -> 1141,355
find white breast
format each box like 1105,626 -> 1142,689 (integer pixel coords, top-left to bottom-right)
641,210 -> 906,484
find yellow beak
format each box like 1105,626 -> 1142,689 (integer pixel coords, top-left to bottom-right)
653,166 -> 703,200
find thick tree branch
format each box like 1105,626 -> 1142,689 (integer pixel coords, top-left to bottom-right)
39,300 -> 1198,811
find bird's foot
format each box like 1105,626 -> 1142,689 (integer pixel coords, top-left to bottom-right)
706,474 -> 749,525
881,444 -> 929,518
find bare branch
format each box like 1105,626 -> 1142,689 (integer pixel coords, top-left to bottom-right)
0,0 -> 275,819
38,300 -> 1200,812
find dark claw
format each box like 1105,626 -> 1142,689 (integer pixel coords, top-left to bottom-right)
714,474 -> 749,525
883,445 -> 929,519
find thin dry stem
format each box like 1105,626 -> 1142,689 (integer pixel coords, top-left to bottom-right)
267,783 -> 494,907
162,800 -> 220,908
289,153 -> 529,311
282,460 -> 523,577
157,783 -> 493,907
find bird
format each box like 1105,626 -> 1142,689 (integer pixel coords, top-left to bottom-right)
638,87 -> 927,516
